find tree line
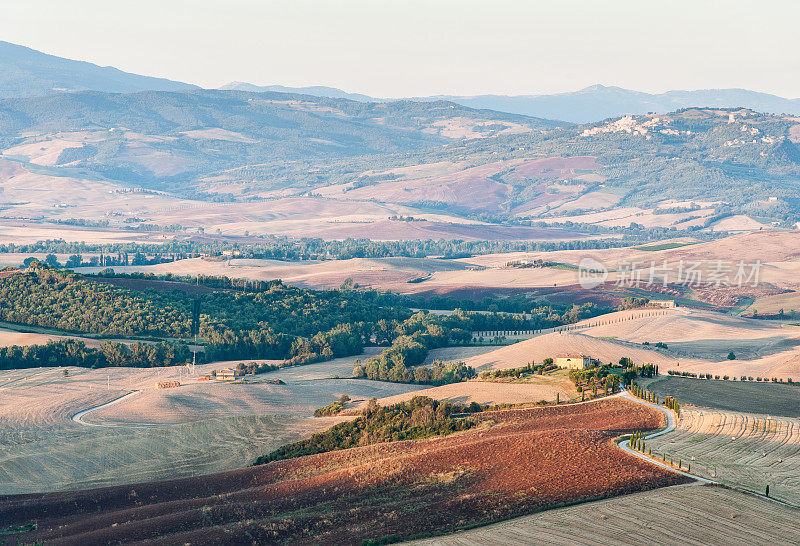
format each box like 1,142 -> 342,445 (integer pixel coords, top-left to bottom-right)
0,339 -> 192,370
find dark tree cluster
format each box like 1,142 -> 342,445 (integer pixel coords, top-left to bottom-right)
0,339 -> 192,370
255,396 -> 477,464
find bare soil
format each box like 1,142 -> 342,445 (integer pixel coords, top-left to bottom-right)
0,399 -> 688,545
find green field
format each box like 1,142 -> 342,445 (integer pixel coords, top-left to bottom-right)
644,376 -> 800,417
635,242 -> 697,251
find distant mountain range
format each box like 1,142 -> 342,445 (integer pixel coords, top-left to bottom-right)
218,82 -> 378,103
222,82 -> 800,124
0,41 -> 197,98
421,85 -> 800,124
1,40 -> 800,230
2,40 -> 800,124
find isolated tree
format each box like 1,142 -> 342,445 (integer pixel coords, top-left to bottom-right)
727,351 -> 736,360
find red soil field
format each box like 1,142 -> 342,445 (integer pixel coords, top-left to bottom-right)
0,399 -> 689,545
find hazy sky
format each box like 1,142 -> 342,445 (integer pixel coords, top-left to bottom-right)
2,0 -> 799,98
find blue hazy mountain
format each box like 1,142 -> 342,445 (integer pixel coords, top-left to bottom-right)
0,40 -> 197,98
219,82 -> 380,103
222,82 -> 800,123
428,85 -> 800,123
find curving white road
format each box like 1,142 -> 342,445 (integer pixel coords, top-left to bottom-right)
71,390 -> 140,426
617,389 -> 713,483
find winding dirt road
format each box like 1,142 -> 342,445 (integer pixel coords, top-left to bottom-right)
71,390 -> 140,426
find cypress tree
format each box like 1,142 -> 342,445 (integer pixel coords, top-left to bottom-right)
766,484 -> 770,497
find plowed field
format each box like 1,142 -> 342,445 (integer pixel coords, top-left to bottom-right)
0,398 -> 689,545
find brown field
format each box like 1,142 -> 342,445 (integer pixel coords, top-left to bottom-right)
644,407 -> 800,506
458,307 -> 800,380
747,289 -> 800,315
411,483 -> 800,545
371,376 -> 577,408
0,399 -> 689,545
318,156 -> 601,215
0,328 -> 87,348
464,330 -> 688,372
459,231 -> 800,288
55,233 -> 800,311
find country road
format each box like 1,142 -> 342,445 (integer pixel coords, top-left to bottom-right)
617,388 -> 800,511
71,390 -> 140,426
617,389 -> 712,483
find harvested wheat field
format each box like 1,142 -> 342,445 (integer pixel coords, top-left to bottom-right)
457,231 -> 800,289
0,413 -> 328,495
410,483 -> 800,545
0,399 -> 689,545
464,331 -> 689,372
580,308 -> 800,361
645,407 -> 800,505
91,378 -> 424,425
580,308 -> 792,344
461,308 -> 800,380
0,350 -> 425,493
372,376 -> 577,408
643,376 -> 800,417
78,256 -> 465,291
747,289 -> 800,316
0,328 -> 78,348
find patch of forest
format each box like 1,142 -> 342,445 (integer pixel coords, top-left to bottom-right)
255,396 -> 479,464
0,269 -> 608,370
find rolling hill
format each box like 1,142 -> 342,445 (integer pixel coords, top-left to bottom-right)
0,41 -> 197,98
0,89 -> 561,194
222,81 -> 800,123
1,88 -> 799,235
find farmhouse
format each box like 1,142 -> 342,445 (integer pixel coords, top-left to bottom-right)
555,354 -> 592,370
216,367 -> 241,381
